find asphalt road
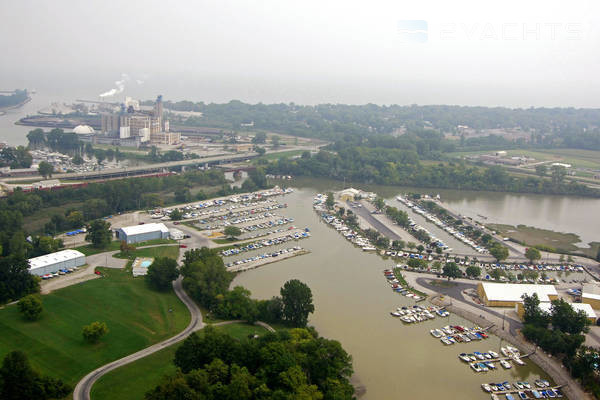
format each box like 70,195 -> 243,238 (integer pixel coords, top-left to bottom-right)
72,274 -> 204,400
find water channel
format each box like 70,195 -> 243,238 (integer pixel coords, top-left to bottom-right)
232,185 -> 569,399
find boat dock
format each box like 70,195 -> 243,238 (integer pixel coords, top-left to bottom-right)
488,384 -> 565,399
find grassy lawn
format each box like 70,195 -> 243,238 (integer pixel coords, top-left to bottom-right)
114,245 -> 180,260
450,147 -> 600,170
75,239 -> 177,257
23,202 -> 86,233
255,149 -> 305,162
0,267 -> 190,391
489,223 -> 581,252
75,240 -> 122,256
91,323 -> 270,400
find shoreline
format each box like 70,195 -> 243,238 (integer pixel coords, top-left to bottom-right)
0,95 -> 31,113
409,277 -> 592,400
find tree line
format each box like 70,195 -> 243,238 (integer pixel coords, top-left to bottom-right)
266,149 -> 599,197
147,325 -> 354,400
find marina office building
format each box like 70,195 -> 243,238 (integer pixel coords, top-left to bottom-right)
477,282 -> 558,307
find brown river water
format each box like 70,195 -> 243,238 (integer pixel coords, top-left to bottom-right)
232,182 -> 585,399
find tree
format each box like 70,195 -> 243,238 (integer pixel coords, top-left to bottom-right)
254,146 -> 266,156
82,321 -> 109,343
146,257 -> 179,290
521,293 -> 549,328
442,262 -> 462,279
37,161 -> 53,179
374,196 -> 385,211
85,219 -> 112,248
550,298 -> 590,335
224,225 -> 242,240
119,240 -> 135,257
170,209 -> 183,221
0,351 -> 71,400
72,154 -> 84,165
551,164 -> 567,185
407,242 -> 416,251
525,247 -> 541,263
66,210 -> 84,228
17,295 -> 43,321
280,279 -> 315,327
535,164 -> 547,177
252,132 -> 267,144
174,187 -> 191,203
181,248 -> 234,309
325,192 -> 335,209
432,261 -> 442,271
94,149 -> 106,165
0,240 -> 40,304
416,244 -> 425,253
466,265 -> 481,278
489,243 -> 509,262
271,135 -> 281,148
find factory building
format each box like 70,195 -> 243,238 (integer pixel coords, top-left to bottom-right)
28,249 -> 86,276
582,283 -> 600,309
477,282 -> 558,307
117,223 -> 170,244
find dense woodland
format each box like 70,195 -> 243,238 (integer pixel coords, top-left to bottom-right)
265,145 -> 599,197
153,99 -> 600,150
147,325 -> 354,400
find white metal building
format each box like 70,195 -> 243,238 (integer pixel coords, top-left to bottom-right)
28,249 -> 86,276
478,282 -> 558,307
117,223 -> 170,244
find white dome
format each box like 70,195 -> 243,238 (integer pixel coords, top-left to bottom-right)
73,125 -> 94,134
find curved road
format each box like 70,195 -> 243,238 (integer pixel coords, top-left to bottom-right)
72,275 -> 204,400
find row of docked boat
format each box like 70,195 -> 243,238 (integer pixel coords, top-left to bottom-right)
224,246 -> 303,268
470,358 -> 514,372
396,194 -> 488,254
431,324 -> 489,345
220,230 -> 310,257
459,350 -> 500,362
390,305 -> 448,323
383,269 -> 425,301
488,387 -> 563,399
314,195 -> 378,251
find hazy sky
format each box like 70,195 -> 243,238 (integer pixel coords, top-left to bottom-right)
1,0 -> 599,107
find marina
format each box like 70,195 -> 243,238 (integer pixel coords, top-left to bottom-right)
234,187 -> 559,399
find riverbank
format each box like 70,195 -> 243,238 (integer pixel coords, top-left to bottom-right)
0,95 -> 31,113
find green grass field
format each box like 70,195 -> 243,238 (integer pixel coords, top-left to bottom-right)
91,323 -> 270,400
0,267 -> 190,390
76,239 -> 177,257
451,148 -> 600,170
255,149 -> 305,162
114,245 -> 180,260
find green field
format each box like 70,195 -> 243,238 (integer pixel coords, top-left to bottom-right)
0,267 -> 190,390
91,323 -> 270,400
256,149 -> 305,162
489,223 -> 600,258
114,245 -> 180,260
451,148 -> 600,170
75,239 -> 176,257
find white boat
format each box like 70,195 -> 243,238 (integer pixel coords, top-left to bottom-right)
430,329 -> 443,338
488,350 -> 499,358
470,363 -> 482,372
501,347 -> 510,357
512,356 -> 526,366
500,359 -> 512,369
481,383 -> 492,392
459,353 -> 471,362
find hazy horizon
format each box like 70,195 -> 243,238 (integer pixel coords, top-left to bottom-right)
1,0 -> 599,108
